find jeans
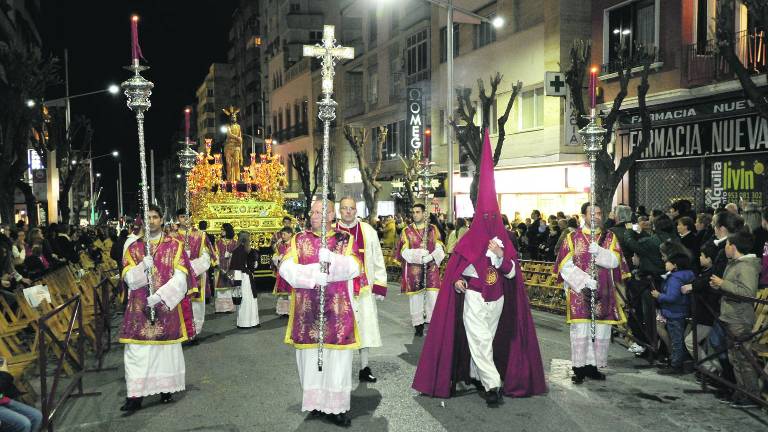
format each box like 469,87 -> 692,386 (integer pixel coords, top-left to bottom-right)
708,321 -> 729,362
666,318 -> 687,368
0,400 -> 43,432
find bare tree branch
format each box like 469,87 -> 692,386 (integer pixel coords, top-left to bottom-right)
494,81 -> 522,165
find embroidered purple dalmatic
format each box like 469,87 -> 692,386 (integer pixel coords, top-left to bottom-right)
284,231 -> 358,349
171,229 -> 212,301
119,237 -> 196,344
554,228 -> 628,323
272,240 -> 291,295
396,224 -> 442,294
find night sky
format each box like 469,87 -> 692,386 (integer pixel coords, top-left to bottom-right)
41,1 -> 237,216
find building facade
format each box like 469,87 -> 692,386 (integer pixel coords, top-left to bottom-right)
593,0 -> 767,211
196,63 -> 234,150
229,0 -> 265,161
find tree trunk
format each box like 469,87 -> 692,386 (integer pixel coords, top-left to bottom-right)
58,198 -> 71,225
0,189 -> 13,225
16,180 -> 38,227
362,180 -> 378,224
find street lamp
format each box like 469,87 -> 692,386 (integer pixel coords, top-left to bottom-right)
26,84 -> 120,108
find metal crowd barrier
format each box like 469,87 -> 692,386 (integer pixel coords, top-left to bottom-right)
37,295 -> 100,432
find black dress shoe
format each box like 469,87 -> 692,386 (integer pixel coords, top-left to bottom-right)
484,387 -> 502,406
160,393 -> 174,404
119,397 -> 143,412
585,365 -> 606,380
571,366 -> 586,384
414,324 -> 424,337
359,367 -> 377,383
326,412 -> 352,427
309,410 -> 323,417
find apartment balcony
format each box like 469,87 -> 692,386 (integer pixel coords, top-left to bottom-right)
685,30 -> 767,87
600,49 -> 663,76
286,13 -> 324,30
275,124 -> 308,142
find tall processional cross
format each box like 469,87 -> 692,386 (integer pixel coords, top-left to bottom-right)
302,24 -> 354,372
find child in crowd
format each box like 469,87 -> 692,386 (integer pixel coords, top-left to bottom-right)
709,230 -> 761,408
652,244 -> 695,375
681,243 -> 722,376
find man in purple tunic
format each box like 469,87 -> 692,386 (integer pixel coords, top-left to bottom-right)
119,205 -> 196,412
554,203 -> 628,384
279,200 -> 361,427
412,130 -> 546,405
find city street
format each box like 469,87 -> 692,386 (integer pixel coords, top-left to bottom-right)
54,284 -> 767,432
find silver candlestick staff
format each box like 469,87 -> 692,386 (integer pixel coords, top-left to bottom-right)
122,59 -> 156,323
303,25 -> 354,372
578,108 -> 606,342
178,137 -> 198,251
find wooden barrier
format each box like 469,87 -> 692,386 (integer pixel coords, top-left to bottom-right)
520,260 -> 566,314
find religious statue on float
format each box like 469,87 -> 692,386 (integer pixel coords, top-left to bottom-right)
222,106 -> 243,182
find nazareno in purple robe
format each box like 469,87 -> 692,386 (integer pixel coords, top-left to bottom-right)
412,129 -> 547,398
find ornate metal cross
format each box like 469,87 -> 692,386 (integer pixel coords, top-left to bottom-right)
303,24 -> 354,372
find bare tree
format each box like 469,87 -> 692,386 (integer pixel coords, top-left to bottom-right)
343,125 -> 387,223
564,40 -> 655,211
450,73 -> 522,204
0,8 -> 58,224
716,0 -> 768,119
289,152 -> 312,219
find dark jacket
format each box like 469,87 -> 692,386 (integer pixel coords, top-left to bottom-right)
610,225 -> 634,268
679,231 -> 701,270
691,266 -> 720,326
695,227 -> 714,248
624,230 -> 676,277
657,270 -> 695,320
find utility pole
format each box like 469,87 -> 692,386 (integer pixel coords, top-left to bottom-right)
118,161 -> 124,217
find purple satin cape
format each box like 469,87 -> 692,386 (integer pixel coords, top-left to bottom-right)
412,129 -> 547,398
411,251 -> 548,398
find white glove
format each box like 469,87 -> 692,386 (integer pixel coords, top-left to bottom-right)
417,248 -> 429,258
588,242 -> 599,255
375,295 -> 385,302
142,256 -> 154,271
225,251 -> 232,259
147,293 -> 162,307
584,278 -> 598,292
318,247 -> 332,263
314,270 -> 328,287
421,253 -> 434,264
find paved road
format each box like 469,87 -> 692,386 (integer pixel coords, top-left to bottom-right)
54,283 -> 767,432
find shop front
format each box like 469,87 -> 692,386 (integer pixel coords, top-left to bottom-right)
452,163 -> 591,220
618,89 -> 768,211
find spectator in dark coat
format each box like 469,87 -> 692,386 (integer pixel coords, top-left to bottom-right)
53,225 -> 79,264
610,204 -> 634,268
695,213 -> 714,246
526,210 -> 546,260
677,216 -> 700,271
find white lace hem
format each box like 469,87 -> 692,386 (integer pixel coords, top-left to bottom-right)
127,374 -> 185,398
301,388 -> 350,414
